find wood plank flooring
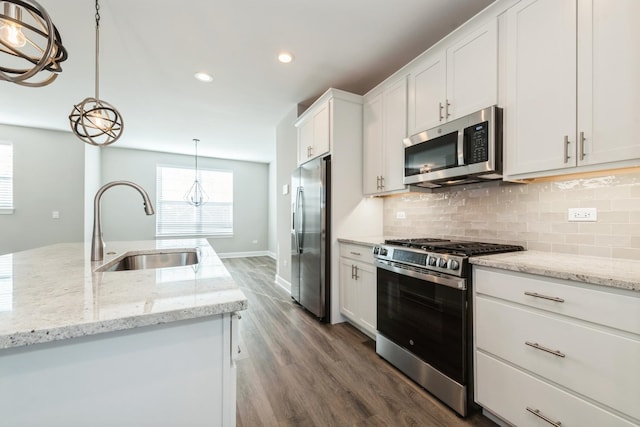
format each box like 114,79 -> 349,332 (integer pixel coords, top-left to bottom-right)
222,257 -> 497,427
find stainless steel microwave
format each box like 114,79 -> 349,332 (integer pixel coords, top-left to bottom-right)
403,106 -> 503,188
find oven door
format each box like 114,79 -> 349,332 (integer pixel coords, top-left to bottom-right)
376,261 -> 467,385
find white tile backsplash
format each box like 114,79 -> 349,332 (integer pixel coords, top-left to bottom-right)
383,170 -> 640,260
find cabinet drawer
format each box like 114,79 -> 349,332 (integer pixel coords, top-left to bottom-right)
476,352 -> 637,427
476,296 -> 640,420
474,266 -> 640,335
339,243 -> 374,264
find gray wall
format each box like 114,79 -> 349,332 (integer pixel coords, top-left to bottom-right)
0,125 -> 85,255
100,147 -> 270,256
274,107 -> 299,286
268,160 -> 276,257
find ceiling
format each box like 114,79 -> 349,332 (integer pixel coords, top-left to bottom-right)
1,0 -> 494,164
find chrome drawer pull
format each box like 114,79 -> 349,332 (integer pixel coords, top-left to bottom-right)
526,407 -> 562,426
525,341 -> 566,358
524,292 -> 565,303
350,251 -> 361,256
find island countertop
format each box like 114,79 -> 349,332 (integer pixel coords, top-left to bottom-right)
0,239 -> 248,349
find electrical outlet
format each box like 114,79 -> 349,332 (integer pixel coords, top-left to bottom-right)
396,211 -> 406,219
568,208 -> 597,222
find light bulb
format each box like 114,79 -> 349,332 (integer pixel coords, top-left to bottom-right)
0,21 -> 27,48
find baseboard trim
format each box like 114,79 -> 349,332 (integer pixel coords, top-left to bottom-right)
266,251 -> 276,260
275,275 -> 291,294
216,251 -> 272,259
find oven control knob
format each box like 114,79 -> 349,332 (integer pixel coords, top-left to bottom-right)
428,256 -> 437,266
438,258 -> 448,268
448,260 -> 460,270
380,248 -> 388,256
373,247 -> 379,255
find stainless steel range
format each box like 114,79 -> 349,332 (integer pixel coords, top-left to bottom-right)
373,238 -> 523,417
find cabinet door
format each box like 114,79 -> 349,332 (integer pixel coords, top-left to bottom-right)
505,0 -> 577,175
407,50 -> 446,135
298,118 -> 313,165
355,262 -> 376,336
577,0 -> 640,166
446,20 -> 497,120
312,101 -> 330,159
339,258 -> 358,319
381,76 -> 408,193
363,93 -> 383,195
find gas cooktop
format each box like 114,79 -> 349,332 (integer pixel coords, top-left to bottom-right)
383,238 -> 524,257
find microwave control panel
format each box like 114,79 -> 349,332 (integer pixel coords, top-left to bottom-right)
464,121 -> 489,164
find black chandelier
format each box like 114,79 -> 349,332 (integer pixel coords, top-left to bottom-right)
69,0 -> 123,146
0,0 -> 68,87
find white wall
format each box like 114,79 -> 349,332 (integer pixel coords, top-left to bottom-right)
0,125 -> 85,255
274,107 -> 299,288
99,147 -> 270,256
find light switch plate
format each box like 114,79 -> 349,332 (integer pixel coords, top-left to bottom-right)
282,184 -> 289,195
568,208 -> 597,222
396,211 -> 406,219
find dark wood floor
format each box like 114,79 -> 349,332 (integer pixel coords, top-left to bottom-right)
222,257 -> 497,427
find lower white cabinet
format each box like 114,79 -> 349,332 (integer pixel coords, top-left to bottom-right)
339,242 -> 376,337
473,266 -> 640,427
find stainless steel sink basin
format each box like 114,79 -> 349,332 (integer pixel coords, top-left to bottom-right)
97,249 -> 199,272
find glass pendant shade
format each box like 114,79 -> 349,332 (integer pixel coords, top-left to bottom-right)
0,0 -> 68,87
69,0 -> 123,146
185,139 -> 209,207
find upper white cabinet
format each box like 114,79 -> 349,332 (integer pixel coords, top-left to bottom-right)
363,76 -> 408,195
505,0 -> 640,177
296,100 -> 330,165
407,20 -> 498,135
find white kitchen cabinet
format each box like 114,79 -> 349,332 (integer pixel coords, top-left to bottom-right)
473,266 -> 640,426
407,19 -> 497,135
339,242 -> 376,337
363,76 -> 408,195
505,0 -> 640,178
296,100 -> 330,165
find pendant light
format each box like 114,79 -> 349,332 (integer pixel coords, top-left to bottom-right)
68,0 -> 123,146
0,0 -> 68,87
184,138 -> 209,207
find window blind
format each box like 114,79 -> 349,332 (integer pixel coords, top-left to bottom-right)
0,143 -> 13,211
156,165 -> 233,237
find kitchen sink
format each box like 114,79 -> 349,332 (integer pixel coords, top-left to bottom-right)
96,249 -> 199,272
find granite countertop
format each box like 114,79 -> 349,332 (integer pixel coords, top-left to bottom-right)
0,239 -> 247,349
337,236 -> 385,247
471,250 -> 640,293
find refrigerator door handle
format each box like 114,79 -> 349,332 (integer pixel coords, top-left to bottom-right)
297,187 -> 304,252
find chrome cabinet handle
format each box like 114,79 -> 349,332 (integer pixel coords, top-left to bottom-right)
525,341 -> 566,358
563,135 -> 571,163
526,407 -> 562,426
579,131 -> 586,161
351,264 -> 355,279
524,292 -> 565,303
439,102 -> 444,121
376,175 -> 381,190
445,99 -> 451,118
380,176 -> 385,189
350,251 -> 361,256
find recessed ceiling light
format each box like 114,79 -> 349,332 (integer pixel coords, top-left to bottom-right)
277,52 -> 294,64
194,72 -> 213,82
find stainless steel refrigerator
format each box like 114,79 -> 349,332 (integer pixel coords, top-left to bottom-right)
291,155 -> 330,321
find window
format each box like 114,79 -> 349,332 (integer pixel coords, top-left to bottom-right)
156,165 -> 233,237
0,142 -> 13,214
0,254 -> 12,312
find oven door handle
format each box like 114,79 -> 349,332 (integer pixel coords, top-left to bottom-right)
375,260 -> 466,290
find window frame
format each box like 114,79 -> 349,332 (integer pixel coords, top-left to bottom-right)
0,141 -> 14,215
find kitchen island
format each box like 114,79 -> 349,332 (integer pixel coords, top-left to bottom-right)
0,239 -> 247,427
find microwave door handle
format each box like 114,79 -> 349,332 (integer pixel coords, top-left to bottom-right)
457,130 -> 465,166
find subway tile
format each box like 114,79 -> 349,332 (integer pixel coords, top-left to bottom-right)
538,232 -> 566,244
611,223 -> 640,236
611,199 -> 640,212
551,243 -> 580,255
595,234 -> 631,248
552,222 -> 580,234
579,199 -> 611,211
527,242 -> 552,252
528,222 -> 553,233
565,234 -> 595,245
631,236 -> 640,249
597,211 -> 629,224
630,212 -> 640,224
578,223 -> 613,235
612,247 -> 640,260
578,245 -> 612,258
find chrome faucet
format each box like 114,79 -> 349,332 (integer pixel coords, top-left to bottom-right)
91,181 -> 155,261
